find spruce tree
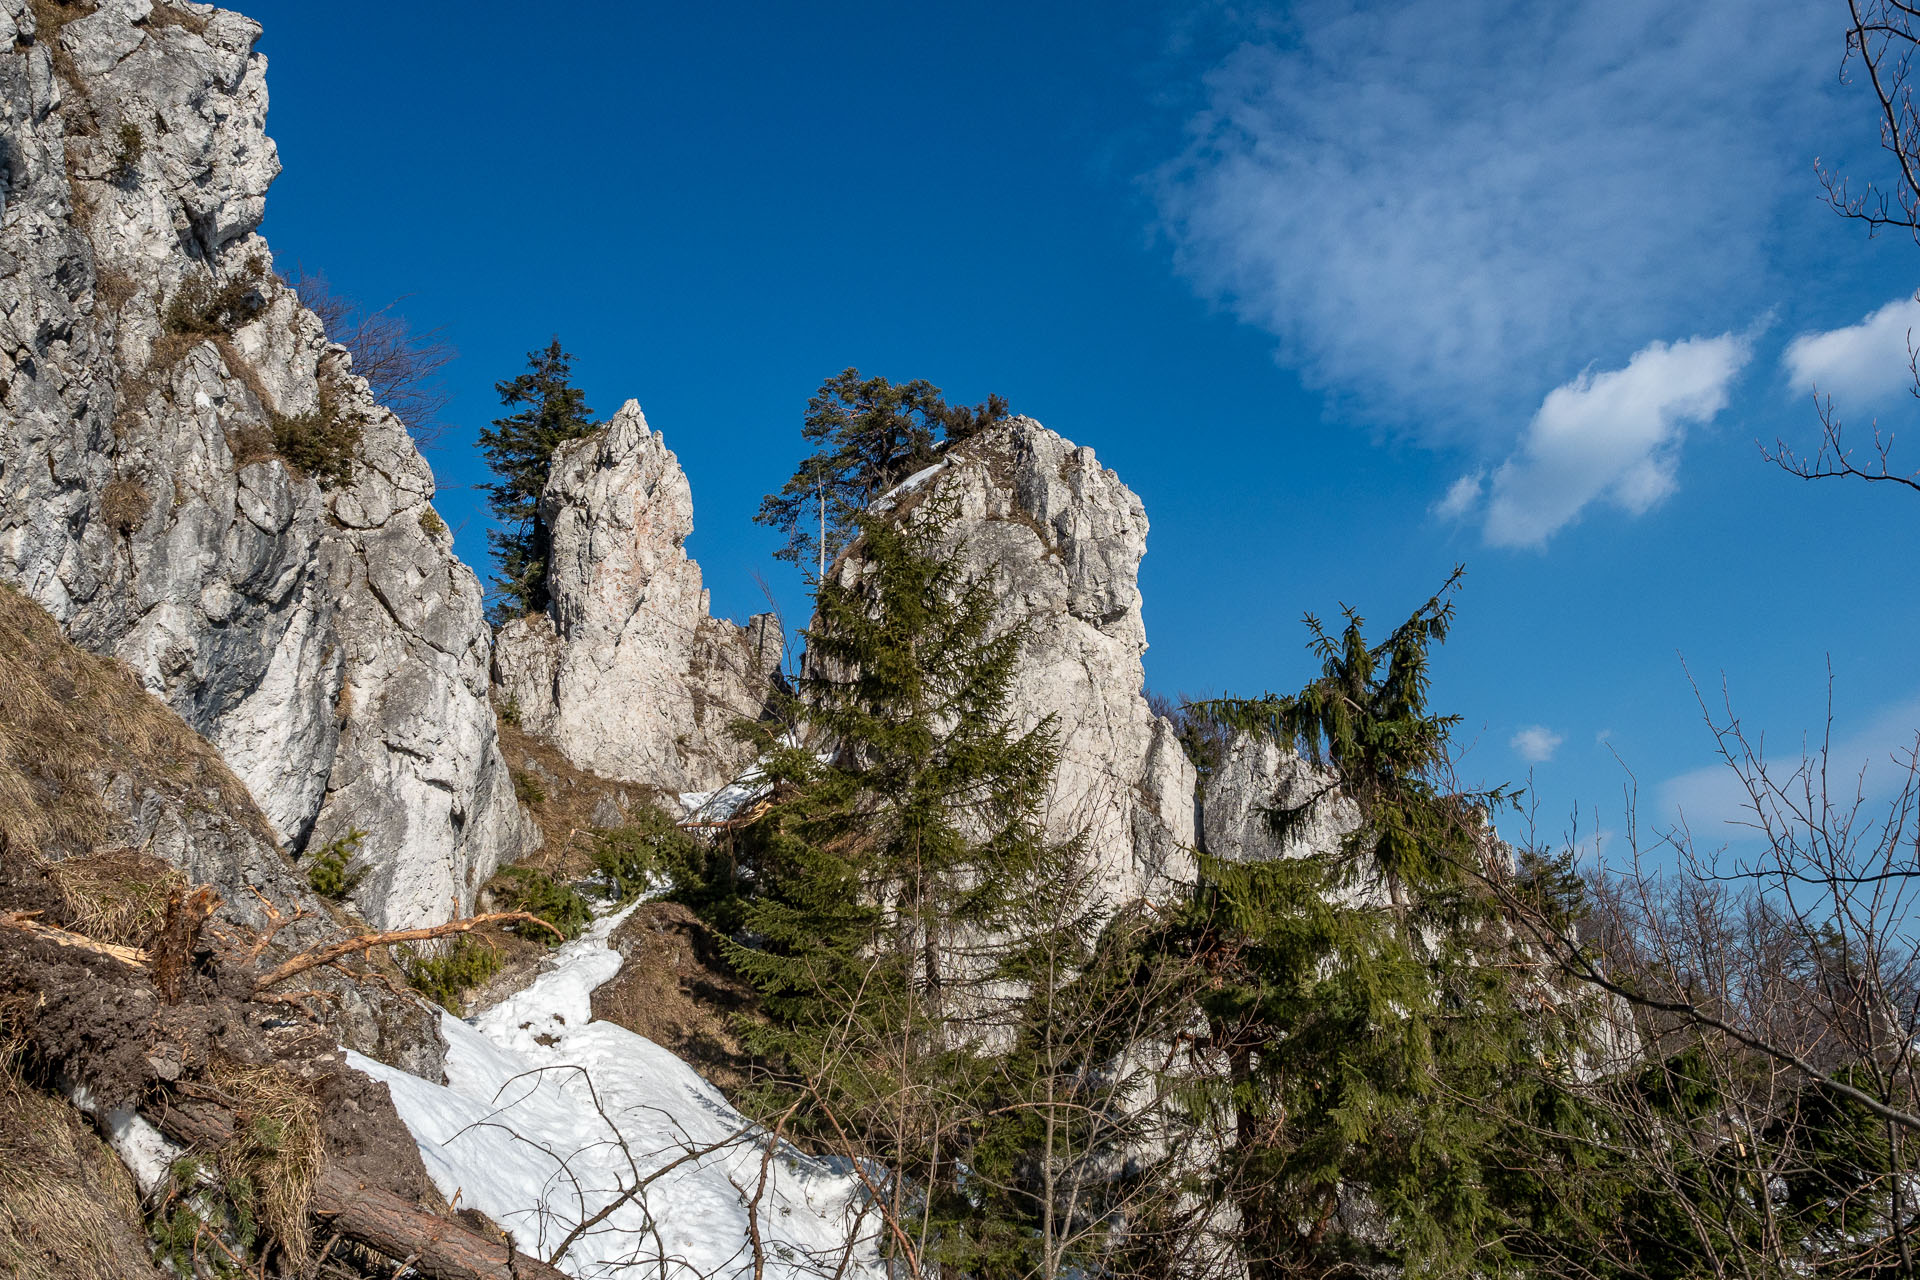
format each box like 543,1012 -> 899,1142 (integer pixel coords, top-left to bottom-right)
1172,572 -> 1581,1278
477,340 -> 597,622
726,497 -> 1061,1272
755,369 -> 1008,580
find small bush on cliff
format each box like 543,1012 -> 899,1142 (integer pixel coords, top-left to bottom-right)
756,368 -> 1008,580
488,866 -> 591,944
478,340 -> 598,623
110,121 -> 142,183
269,388 -> 359,489
400,938 -> 502,1013
163,258 -> 266,337
302,829 -> 364,900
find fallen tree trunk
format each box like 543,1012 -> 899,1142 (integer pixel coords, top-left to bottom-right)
311,1165 -> 570,1280
153,1097 -> 568,1280
253,911 -> 564,995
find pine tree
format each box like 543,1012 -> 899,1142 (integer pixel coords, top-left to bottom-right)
726,498 -> 1061,1272
477,340 -> 597,622
754,368 -> 1008,580
1171,571 -> 1581,1278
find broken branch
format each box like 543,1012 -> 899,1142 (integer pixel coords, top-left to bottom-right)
252,912 -> 563,996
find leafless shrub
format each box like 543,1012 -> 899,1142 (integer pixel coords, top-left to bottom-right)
292,270 -> 455,447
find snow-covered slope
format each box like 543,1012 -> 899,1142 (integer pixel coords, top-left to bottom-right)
349,908 -> 881,1279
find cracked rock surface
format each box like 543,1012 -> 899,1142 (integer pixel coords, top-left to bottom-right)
493,400 -> 780,794
0,0 -> 527,927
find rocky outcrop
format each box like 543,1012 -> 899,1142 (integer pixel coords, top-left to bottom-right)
492,401 -> 779,794
862,417 -> 1198,904
0,0 -> 526,927
1201,733 -> 1360,863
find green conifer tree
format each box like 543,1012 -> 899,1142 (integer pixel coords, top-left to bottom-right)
477,340 -> 597,622
726,498 -> 1060,1272
1173,571 -> 1583,1278
755,369 -> 1008,580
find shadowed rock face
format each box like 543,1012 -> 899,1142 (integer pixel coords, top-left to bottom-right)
493,401 -> 780,795
0,0 -> 527,927
855,417 -> 1199,906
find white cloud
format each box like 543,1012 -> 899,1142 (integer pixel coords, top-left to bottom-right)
1155,0 -> 1833,434
1511,725 -> 1565,763
1784,293 -> 1920,404
1441,333 -> 1751,547
1433,470 -> 1483,521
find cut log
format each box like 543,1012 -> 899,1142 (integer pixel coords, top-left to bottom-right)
311,1165 -> 570,1280
151,1099 -> 567,1280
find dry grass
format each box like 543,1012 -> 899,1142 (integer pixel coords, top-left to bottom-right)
495,718 -> 664,879
0,582 -> 275,857
0,1084 -> 155,1280
209,1059 -> 323,1262
141,2 -> 208,35
98,474 -> 149,532
42,847 -> 184,947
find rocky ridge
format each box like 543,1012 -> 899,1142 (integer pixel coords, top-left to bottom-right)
492,400 -> 781,795
0,0 -> 526,927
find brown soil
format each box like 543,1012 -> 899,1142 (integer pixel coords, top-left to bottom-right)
494,719 -> 665,880
590,902 -> 760,1094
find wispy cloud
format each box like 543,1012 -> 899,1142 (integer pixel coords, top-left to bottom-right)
1784,293 -> 1920,405
1155,0 -> 1834,435
1658,691 -> 1920,837
1511,725 -> 1565,763
1443,333 -> 1751,547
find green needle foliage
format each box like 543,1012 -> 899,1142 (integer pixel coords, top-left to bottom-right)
726,497 -> 1065,1272
478,340 -> 597,622
1171,570 -> 1592,1278
755,369 -> 1008,580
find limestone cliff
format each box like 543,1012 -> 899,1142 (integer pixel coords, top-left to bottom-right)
858,417 -> 1198,904
1201,732 -> 1360,863
0,0 -> 527,927
492,401 -> 780,794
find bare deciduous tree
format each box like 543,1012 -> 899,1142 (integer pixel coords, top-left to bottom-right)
292,270 -> 455,447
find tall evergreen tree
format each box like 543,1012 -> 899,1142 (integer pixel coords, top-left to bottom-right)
477,340 -> 597,622
726,498 -> 1061,1273
755,369 -> 1008,580
1170,572 -> 1586,1278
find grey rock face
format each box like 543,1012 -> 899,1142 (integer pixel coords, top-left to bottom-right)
863,418 -> 1198,905
492,401 -> 778,794
1201,733 -> 1360,864
0,0 -> 526,927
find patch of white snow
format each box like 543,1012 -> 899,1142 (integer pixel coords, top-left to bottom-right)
349,905 -> 880,1278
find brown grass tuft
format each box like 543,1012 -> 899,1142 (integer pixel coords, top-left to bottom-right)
98,474 -> 149,532
0,582 -> 276,857
41,847 -> 184,947
0,1085 -> 157,1280
208,1059 -> 323,1261
141,2 -> 208,35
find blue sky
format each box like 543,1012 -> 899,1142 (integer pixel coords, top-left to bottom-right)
250,0 -> 1920,860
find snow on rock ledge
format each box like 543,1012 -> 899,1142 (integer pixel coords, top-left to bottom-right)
0,0 -> 527,926
493,402 -> 781,793
350,906 -> 881,1278
853,417 -> 1198,905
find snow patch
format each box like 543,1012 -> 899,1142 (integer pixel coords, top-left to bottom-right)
349,905 -> 880,1278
